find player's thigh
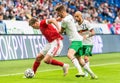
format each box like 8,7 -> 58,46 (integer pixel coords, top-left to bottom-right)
67,48 -> 76,59
40,43 -> 50,56
47,39 -> 63,56
69,41 -> 83,58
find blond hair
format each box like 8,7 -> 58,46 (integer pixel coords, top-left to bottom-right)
55,5 -> 66,12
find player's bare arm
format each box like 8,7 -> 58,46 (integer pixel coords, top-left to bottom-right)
56,17 -> 63,22
89,29 -> 95,37
47,18 -> 61,32
78,29 -> 95,40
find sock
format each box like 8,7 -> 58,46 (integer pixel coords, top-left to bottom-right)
84,61 -> 89,76
72,58 -> 83,74
50,59 -> 64,67
84,64 -> 88,76
83,64 -> 95,76
32,61 -> 40,74
85,61 -> 90,67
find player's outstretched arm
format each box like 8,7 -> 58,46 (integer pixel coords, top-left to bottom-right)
89,29 -> 95,37
47,18 -> 61,32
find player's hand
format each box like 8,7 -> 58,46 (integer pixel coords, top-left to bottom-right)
83,35 -> 89,40
83,35 -> 87,40
56,17 -> 63,22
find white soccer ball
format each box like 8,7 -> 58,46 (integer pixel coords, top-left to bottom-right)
24,68 -> 34,78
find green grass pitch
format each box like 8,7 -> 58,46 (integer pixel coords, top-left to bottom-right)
0,53 -> 120,83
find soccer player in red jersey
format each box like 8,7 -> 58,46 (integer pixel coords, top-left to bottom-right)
29,18 -> 69,76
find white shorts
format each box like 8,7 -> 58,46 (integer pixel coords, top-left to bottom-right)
40,39 -> 63,57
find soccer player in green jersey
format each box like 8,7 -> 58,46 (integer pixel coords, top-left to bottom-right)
56,5 -> 96,77
74,11 -> 98,79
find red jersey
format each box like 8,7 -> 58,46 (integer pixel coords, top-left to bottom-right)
40,19 -> 63,42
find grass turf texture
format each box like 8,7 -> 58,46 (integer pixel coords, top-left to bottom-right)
0,53 -> 120,83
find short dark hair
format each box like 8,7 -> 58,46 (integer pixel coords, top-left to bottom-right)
29,18 -> 38,26
55,5 -> 66,12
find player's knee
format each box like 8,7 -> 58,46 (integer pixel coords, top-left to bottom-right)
36,56 -> 42,61
67,53 -> 74,59
36,56 -> 41,61
79,58 -> 85,66
44,59 -> 50,64
36,54 -> 44,61
84,57 -> 89,63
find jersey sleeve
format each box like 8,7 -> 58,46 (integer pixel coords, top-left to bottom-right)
86,21 -> 93,30
61,20 -> 67,29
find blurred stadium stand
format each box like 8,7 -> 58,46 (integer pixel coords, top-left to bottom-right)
0,0 -> 120,24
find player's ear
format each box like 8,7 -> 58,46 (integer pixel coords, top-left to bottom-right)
34,21 -> 39,25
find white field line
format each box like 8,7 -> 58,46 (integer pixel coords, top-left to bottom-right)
0,62 -> 120,77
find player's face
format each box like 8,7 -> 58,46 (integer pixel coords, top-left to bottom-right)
74,14 -> 82,22
0,15 -> 3,20
56,11 -> 64,18
31,22 -> 39,29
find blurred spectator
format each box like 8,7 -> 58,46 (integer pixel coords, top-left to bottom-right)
115,14 -> 120,23
0,0 -> 119,24
0,1 -> 3,13
0,12 -> 7,34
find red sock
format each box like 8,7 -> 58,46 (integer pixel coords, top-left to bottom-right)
50,59 -> 64,67
32,61 -> 40,74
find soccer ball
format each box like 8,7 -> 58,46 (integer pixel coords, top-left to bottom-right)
24,68 -> 34,78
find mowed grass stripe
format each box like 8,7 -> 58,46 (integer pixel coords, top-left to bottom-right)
0,62 -> 120,77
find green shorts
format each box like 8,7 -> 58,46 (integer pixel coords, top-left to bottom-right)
69,41 -> 83,56
82,45 -> 93,56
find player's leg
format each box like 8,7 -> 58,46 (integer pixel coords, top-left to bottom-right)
84,55 -> 90,77
44,39 -> 69,76
32,43 -> 50,74
84,56 -> 89,77
84,56 -> 89,67
32,53 -> 44,74
76,56 -> 93,77
43,53 -> 69,76
84,45 -> 92,67
68,41 -> 84,77
83,46 -> 90,77
83,45 -> 95,78
78,45 -> 98,79
83,62 -> 98,79
44,55 -> 64,66
81,45 -> 90,77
